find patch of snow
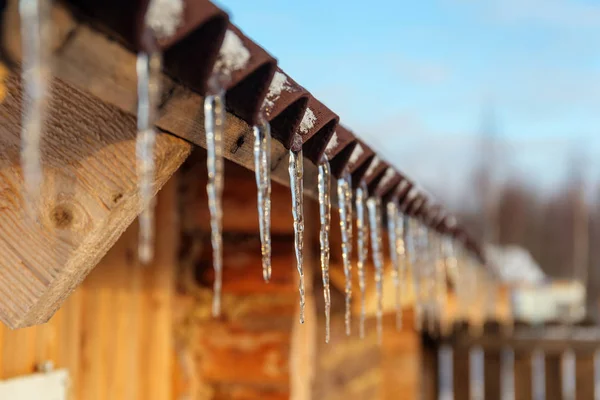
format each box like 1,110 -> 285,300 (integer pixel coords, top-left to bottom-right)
348,144 -> 364,167
262,71 -> 291,112
378,168 -> 396,189
145,0 -> 184,39
365,156 -> 380,178
324,131 -> 339,158
213,30 -> 250,77
298,108 -> 316,135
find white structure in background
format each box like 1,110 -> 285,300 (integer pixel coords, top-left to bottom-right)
486,245 -> 545,284
486,245 -> 586,324
0,369 -> 69,400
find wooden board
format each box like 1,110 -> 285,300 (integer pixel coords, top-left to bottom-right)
0,72 -> 190,328
0,180 -> 178,400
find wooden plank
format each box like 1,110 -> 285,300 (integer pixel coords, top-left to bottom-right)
0,179 -> 178,400
2,1 -> 324,203
0,71 -> 190,328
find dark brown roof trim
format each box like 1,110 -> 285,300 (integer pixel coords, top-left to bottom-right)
326,125 -> 357,179
265,68 -> 310,150
293,97 -> 338,164
217,25 -> 277,125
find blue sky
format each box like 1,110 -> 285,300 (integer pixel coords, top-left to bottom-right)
217,0 -> 600,205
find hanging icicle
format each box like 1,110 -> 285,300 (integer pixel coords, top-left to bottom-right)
135,51 -> 162,264
136,0 -> 184,264
355,181 -> 369,339
205,81 -> 226,316
19,0 -> 52,213
367,196 -> 384,343
337,172 -> 353,336
253,116 -> 272,282
205,28 -> 252,315
386,201 -> 402,330
407,218 -> 423,330
289,135 -> 305,324
318,158 -> 332,342
439,237 -> 454,336
395,212 -> 407,330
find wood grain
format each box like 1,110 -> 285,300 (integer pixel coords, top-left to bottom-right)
0,72 -> 190,328
2,1 -> 324,203
0,180 -> 178,400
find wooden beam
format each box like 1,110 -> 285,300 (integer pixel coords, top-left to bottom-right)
2,0 -> 322,201
0,71 -> 190,328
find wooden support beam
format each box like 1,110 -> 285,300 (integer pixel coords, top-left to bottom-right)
0,71 -> 190,328
0,179 -> 179,400
1,0 -> 322,201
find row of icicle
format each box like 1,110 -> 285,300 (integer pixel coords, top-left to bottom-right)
18,0 -> 474,333
18,3 -> 600,399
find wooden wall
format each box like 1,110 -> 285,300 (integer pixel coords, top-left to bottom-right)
0,177 -> 178,400
0,151 -> 424,399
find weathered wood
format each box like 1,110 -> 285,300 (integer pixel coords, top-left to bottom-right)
173,158 -> 314,399
2,0 -> 323,202
0,181 -> 179,400
0,72 -> 190,328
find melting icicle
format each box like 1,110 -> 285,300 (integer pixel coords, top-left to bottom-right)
561,349 -> 576,400
469,346 -> 485,400
355,181 -> 369,339
136,51 -> 162,264
439,345 -> 454,400
532,349 -> 546,400
318,158 -> 331,342
289,137 -> 305,324
20,0 -> 51,212
501,347 -> 515,400
395,212 -> 407,330
407,219 -> 424,331
386,202 -> 402,330
136,0 -> 183,264
253,117 -> 272,281
367,196 -> 384,343
205,83 -> 226,317
337,172 -> 353,336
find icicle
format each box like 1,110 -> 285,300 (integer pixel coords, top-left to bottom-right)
318,158 -> 331,342
355,181 -> 369,339
469,346 -> 485,400
289,136 -> 305,324
386,201 -> 402,330
439,237 -> 454,336
19,0 -> 51,213
253,117 -> 272,282
439,345 -> 454,400
395,212 -> 406,330
136,0 -> 183,264
561,349 -> 576,400
205,81 -> 226,317
135,51 -> 162,264
337,172 -> 353,336
532,349 -> 546,400
500,347 -> 515,400
367,196 -> 384,344
407,219 -> 424,330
